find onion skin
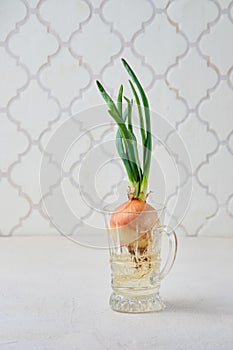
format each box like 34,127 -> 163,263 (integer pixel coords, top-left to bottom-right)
110,199 -> 159,247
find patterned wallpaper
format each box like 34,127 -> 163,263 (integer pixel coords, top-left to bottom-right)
0,0 -> 233,239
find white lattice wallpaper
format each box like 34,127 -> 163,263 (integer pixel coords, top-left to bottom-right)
0,0 -> 233,238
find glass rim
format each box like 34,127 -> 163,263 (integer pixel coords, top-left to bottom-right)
103,202 -> 166,215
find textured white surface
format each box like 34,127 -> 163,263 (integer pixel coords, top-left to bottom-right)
1,236 -> 233,349
0,0 -> 233,236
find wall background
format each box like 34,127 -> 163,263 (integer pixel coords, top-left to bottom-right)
0,0 -> 233,237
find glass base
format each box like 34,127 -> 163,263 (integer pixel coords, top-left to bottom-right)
110,292 -> 165,313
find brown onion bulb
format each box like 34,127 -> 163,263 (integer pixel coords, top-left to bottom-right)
110,199 -> 159,247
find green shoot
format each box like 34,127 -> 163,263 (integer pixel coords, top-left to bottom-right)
96,59 -> 152,200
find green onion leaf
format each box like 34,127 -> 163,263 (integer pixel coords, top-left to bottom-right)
96,81 -> 130,141
117,84 -> 123,118
123,96 -> 133,133
128,80 -> 146,146
96,58 -> 152,199
121,59 -> 152,194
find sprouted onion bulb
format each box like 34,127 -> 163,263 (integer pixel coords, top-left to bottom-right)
96,59 -> 158,247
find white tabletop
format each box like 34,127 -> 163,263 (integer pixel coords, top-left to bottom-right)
1,236 -> 233,350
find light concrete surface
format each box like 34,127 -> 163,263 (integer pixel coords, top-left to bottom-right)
0,236 -> 233,350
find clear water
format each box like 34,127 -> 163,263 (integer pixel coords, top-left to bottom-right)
108,229 -> 165,312
110,241 -> 161,297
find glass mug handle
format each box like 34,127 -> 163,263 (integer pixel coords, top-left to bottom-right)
158,225 -> 178,280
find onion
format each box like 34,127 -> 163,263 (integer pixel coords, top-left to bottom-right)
96,59 -> 159,250
110,199 -> 159,247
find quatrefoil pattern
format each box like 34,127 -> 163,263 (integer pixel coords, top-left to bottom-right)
0,0 -> 233,237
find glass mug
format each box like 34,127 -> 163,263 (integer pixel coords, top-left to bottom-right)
104,204 -> 177,313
